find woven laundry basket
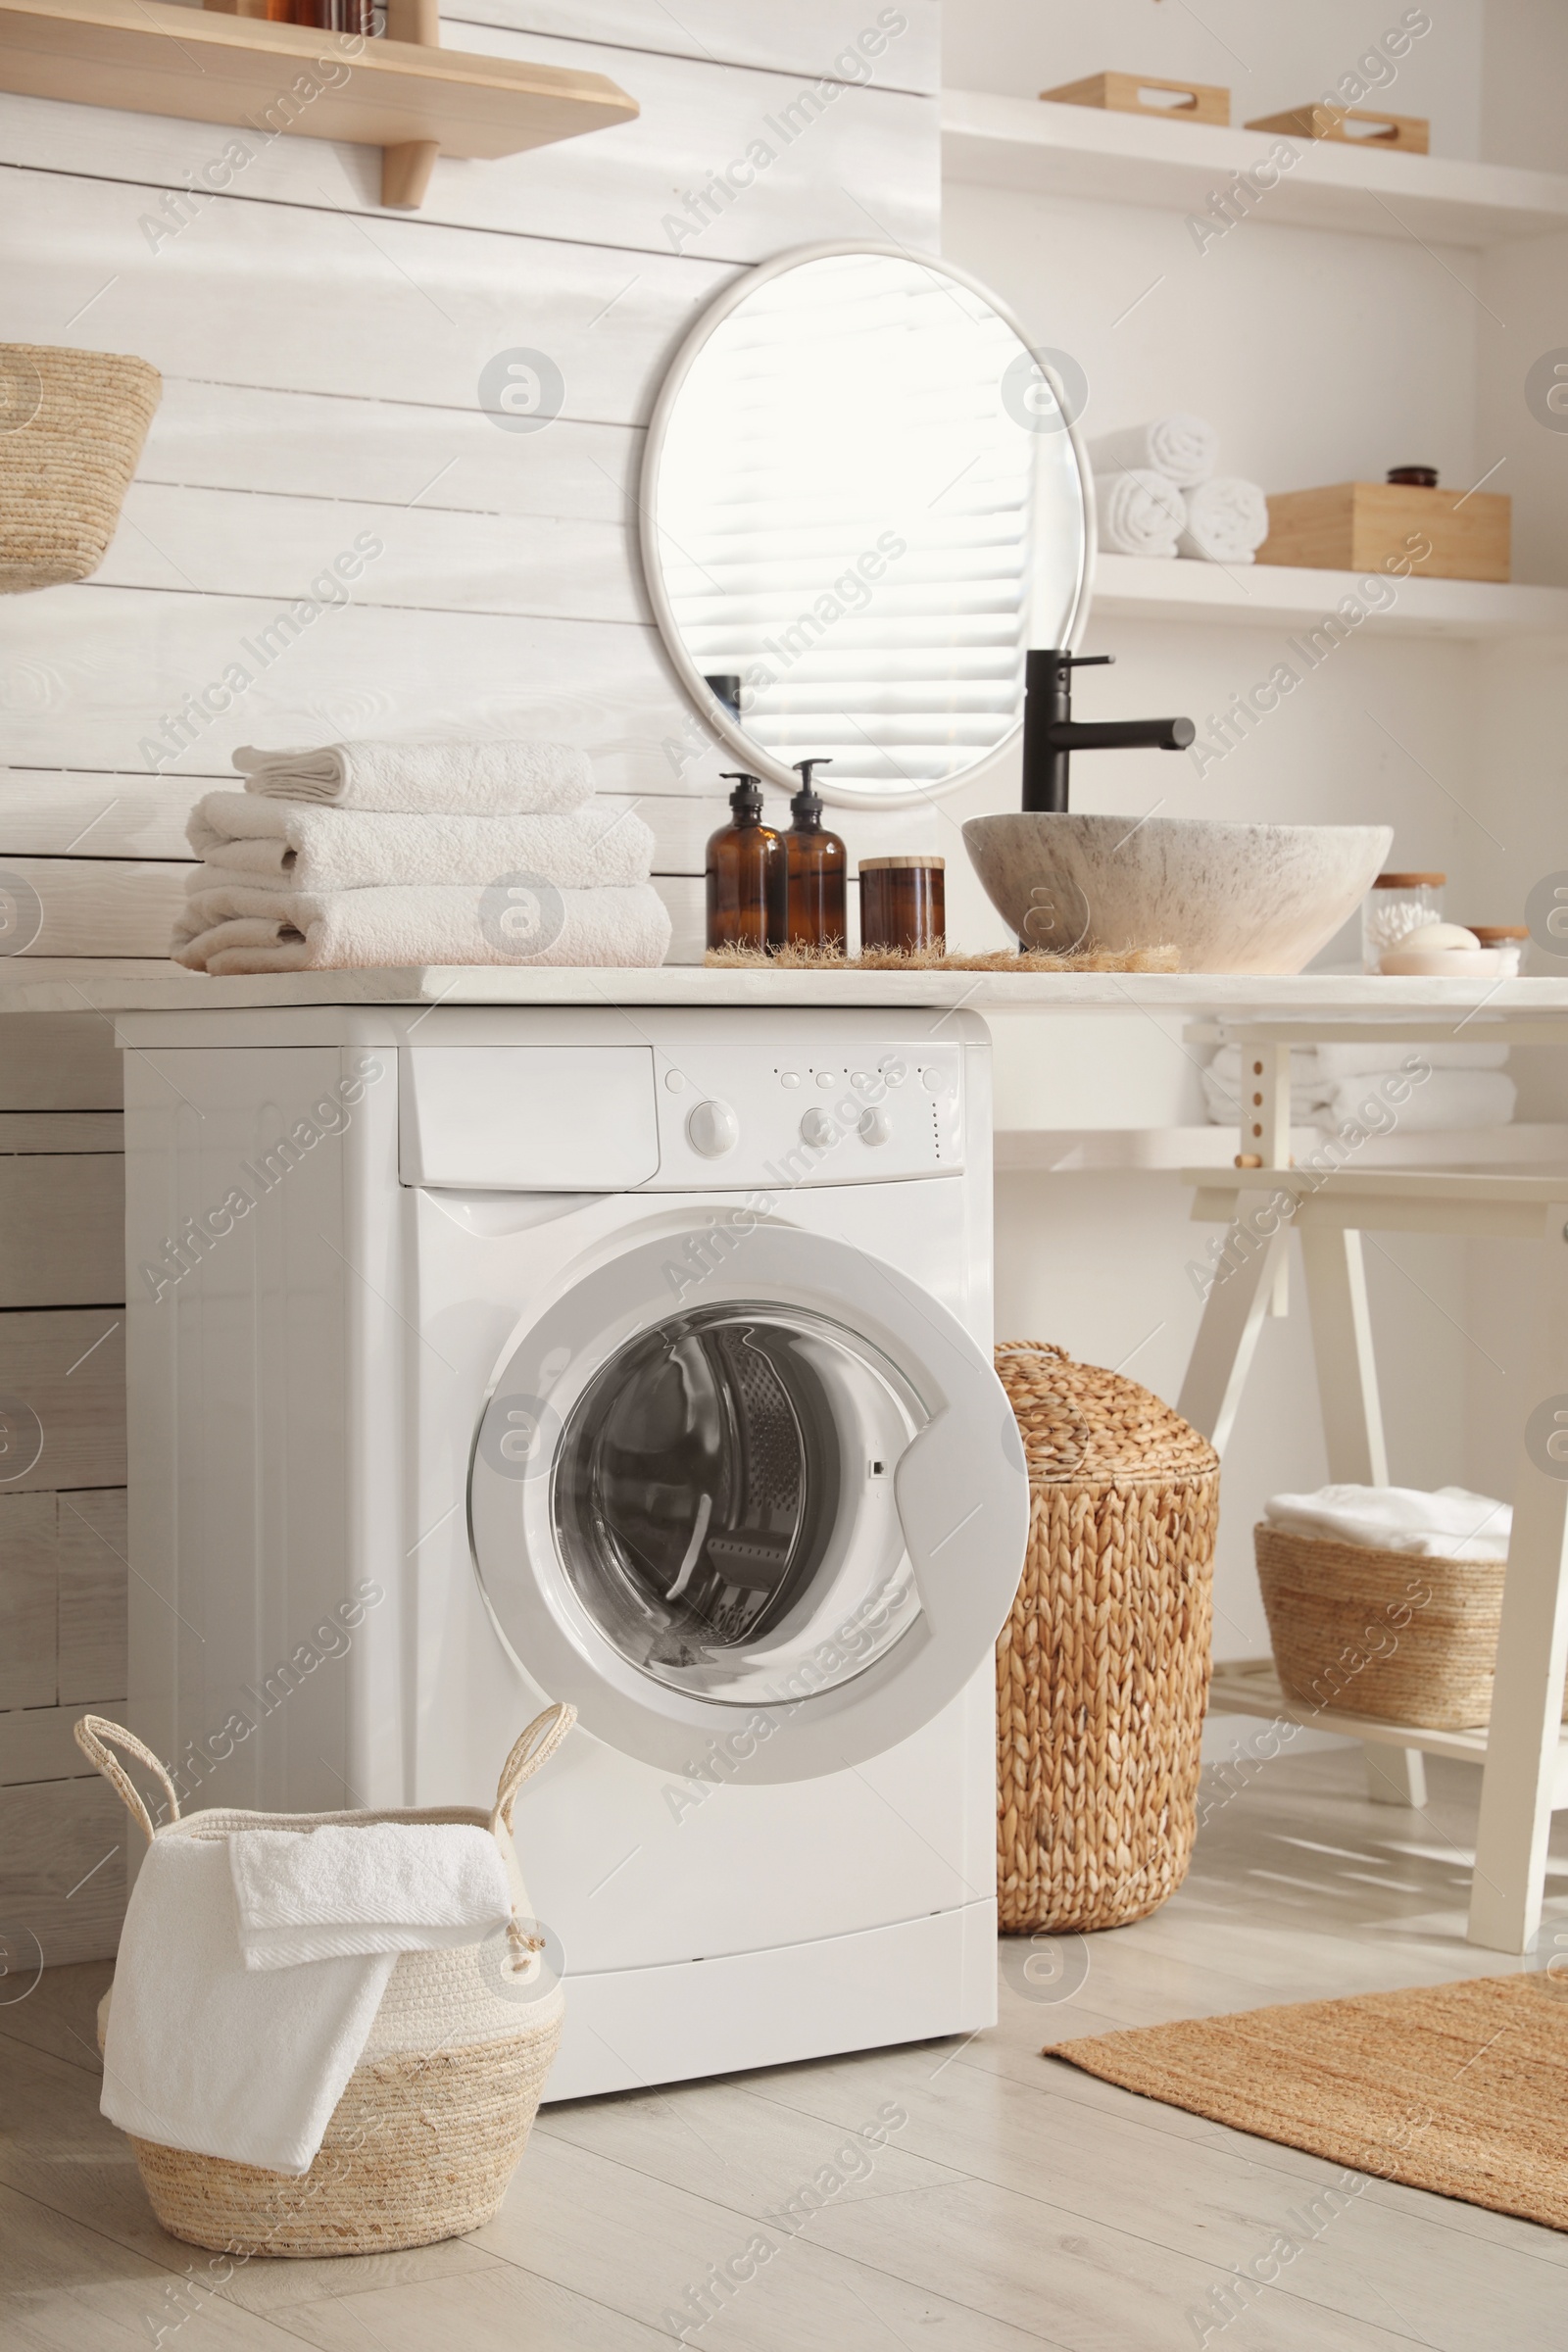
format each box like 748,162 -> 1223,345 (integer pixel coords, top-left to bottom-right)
996,1342 -> 1219,1934
0,344 -> 161,591
1255,1524 -> 1568,1732
78,1706 -> 572,2257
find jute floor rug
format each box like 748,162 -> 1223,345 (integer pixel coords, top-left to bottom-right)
1051,1972 -> 1568,2231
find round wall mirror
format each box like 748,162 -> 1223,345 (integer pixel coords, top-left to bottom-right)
640,243 -> 1094,809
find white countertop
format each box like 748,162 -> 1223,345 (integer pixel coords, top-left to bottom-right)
7,959 -> 1568,1021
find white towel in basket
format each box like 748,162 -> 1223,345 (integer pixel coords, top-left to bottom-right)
102,1835 -> 396,2176
229,1823 -> 513,1967
1263,1483 -> 1511,1561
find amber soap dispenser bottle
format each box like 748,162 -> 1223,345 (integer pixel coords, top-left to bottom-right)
783,758 -> 848,954
706,772 -> 784,953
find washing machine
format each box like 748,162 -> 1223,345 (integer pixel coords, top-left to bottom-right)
121,1004 -> 1028,2097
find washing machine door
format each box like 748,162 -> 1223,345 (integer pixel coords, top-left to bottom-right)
469,1223 -> 1028,1781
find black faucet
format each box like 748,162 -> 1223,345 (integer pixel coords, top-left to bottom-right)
1021,650 -> 1195,812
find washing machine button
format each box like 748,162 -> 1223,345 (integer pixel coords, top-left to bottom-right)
687,1100 -> 739,1156
663,1068 -> 687,1094
858,1108 -> 892,1147
780,1070 -> 802,1089
921,1066 -> 950,1095
814,1070 -> 836,1090
799,1107 -> 836,1149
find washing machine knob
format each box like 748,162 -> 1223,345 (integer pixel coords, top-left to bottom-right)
687,1099 -> 739,1156
858,1107 -> 892,1147
799,1107 -> 836,1149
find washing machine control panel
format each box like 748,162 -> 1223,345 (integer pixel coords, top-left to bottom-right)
645,1043 -> 962,1187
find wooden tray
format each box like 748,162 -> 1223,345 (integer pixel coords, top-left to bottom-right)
1247,101 -> 1429,152
1257,482 -> 1509,582
1041,71 -> 1228,127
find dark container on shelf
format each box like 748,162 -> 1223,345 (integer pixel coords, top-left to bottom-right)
783,758 -> 848,954
706,772 -> 784,953
858,856 -> 945,956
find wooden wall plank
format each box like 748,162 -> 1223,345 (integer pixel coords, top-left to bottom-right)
0,1494 -> 58,1710
0,1116 -> 123,1153
0,1775 -> 126,1964
0,864 -> 187,962
0,1018 -> 122,1110
58,1492 -> 128,1707
0,1314 -> 127,1492
0,1701 -> 116,1788
0,41 -> 937,260
442,0 -> 940,91
0,1161 -> 124,1307
1,167 -> 738,418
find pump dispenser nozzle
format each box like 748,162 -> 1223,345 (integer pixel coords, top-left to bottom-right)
719,770 -> 765,819
791,757 -> 832,820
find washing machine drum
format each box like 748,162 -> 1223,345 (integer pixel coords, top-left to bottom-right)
470,1226 -> 1029,1781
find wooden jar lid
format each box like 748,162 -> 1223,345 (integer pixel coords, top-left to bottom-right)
1372,871 -> 1446,888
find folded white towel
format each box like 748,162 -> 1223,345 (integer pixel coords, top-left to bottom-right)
101,1834 -> 394,2175
233,739 -> 593,816
1263,1483 -> 1510,1561
172,881 -> 672,975
188,796 -> 654,894
1313,1040 -> 1508,1077
1087,414 -> 1219,489
1201,1071 -> 1333,1126
229,1823 -> 513,1969
1179,476 -> 1270,564
1093,466 -> 1187,558
1317,1068 -> 1516,1132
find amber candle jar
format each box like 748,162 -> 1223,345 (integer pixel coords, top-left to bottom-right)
858,857 -> 945,956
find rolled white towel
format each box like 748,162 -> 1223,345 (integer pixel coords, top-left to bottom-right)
1087,414 -> 1218,489
1316,1068 -> 1516,1132
172,879 -> 672,974
1262,1482 -> 1510,1561
1093,466 -> 1187,558
1178,476 -> 1270,564
233,738 -> 593,816
187,795 -> 654,893
1314,1040 -> 1508,1077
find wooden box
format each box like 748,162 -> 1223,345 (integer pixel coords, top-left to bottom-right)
1246,102 -> 1429,153
1256,482 -> 1510,582
1040,71 -> 1229,127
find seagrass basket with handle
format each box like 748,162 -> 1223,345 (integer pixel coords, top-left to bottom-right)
78,1704 -> 572,2257
0,344 -> 162,590
996,1342 -> 1219,1933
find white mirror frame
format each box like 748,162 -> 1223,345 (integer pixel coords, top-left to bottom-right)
638,240 -> 1097,811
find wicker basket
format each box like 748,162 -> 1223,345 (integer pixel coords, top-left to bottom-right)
995,1342 -> 1219,1934
0,344 -> 162,591
77,1707 -> 572,2257
1255,1523 -> 1568,1732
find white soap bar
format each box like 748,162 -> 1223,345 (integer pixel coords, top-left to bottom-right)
1399,920 -> 1480,952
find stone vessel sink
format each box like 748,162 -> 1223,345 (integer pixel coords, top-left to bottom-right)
962,813 -> 1394,974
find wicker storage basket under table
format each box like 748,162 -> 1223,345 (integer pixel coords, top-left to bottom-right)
77,1706 -> 572,2258
996,1343 -> 1220,1934
1255,1523 -> 1568,1732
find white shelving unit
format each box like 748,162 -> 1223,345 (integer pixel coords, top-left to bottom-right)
942,89 -> 1568,246
1093,553 -> 1568,640
996,1124 -> 1568,1174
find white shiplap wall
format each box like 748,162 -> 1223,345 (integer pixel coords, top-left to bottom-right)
0,0 -> 940,1958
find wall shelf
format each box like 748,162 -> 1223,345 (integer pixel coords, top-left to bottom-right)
996,1125 -> 1568,1174
942,89 -> 1568,247
1093,552 -> 1568,640
0,0 -> 637,209
1209,1658 -> 1568,1804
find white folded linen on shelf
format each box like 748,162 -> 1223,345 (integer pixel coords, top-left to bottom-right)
1087,414 -> 1219,488
188,795 -> 655,893
1314,1040 -> 1509,1077
101,1833 -> 395,2175
1093,466 -> 1187,558
1178,475 -> 1270,564
1263,1483 -> 1511,1561
232,739 -> 593,816
172,879 -> 672,974
229,1823 -> 513,1969
1319,1068 -> 1516,1132
1200,1071 -> 1334,1126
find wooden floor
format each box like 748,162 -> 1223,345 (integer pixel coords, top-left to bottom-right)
3,1744 -> 1566,2349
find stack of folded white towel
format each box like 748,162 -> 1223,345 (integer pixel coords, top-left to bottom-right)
1086,414 -> 1270,564
102,1820 -> 523,2172
1201,1039 -> 1516,1133
173,738 -> 671,974
1263,1483 -> 1510,1562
